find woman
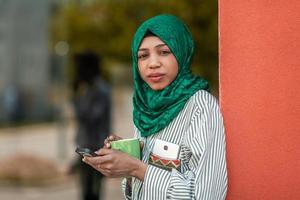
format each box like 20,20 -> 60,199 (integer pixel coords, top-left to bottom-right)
83,14 -> 227,199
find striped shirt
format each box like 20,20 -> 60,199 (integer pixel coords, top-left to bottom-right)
122,90 -> 228,200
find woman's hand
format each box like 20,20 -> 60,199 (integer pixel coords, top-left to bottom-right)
104,134 -> 144,151
83,148 -> 147,181
104,134 -> 123,149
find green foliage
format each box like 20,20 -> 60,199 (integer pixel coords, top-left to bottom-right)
50,0 -> 218,91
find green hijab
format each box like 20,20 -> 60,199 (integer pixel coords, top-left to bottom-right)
132,14 -> 209,137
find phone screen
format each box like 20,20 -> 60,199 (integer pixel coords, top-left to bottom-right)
75,147 -> 98,157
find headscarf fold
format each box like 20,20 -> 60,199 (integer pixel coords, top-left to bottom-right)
132,14 -> 209,137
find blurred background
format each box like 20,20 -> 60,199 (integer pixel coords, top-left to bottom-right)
0,0 -> 218,199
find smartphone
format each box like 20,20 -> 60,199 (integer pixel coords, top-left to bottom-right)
152,139 -> 180,160
75,147 -> 98,157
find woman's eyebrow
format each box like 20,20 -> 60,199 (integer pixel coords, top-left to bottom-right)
155,43 -> 167,48
138,48 -> 148,51
138,43 -> 167,51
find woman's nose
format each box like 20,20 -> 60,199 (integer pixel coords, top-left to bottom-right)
148,55 -> 161,69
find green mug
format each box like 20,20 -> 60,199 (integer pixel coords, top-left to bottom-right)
111,138 -> 141,160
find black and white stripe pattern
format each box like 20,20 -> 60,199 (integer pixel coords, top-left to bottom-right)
122,90 -> 227,199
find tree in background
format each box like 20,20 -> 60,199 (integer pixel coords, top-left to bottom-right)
50,0 -> 218,93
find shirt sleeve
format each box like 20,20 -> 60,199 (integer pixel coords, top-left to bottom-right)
143,92 -> 228,199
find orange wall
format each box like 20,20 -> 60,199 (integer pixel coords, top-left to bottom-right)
219,1 -> 300,199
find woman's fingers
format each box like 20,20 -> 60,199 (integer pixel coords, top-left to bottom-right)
104,142 -> 111,149
83,149 -> 116,167
82,156 -> 93,166
108,135 -> 115,140
104,136 -> 112,148
83,158 -> 108,175
96,148 -> 114,156
103,134 -> 123,148
83,150 -> 136,178
109,134 -> 123,141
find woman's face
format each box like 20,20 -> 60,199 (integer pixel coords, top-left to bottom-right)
137,36 -> 179,91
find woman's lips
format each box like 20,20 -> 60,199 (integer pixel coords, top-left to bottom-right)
147,73 -> 165,82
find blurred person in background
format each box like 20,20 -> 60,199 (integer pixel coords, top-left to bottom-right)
3,85 -> 24,124
71,51 -> 111,200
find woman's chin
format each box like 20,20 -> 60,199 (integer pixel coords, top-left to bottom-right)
149,84 -> 166,91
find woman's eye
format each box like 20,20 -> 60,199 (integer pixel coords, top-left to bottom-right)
160,50 -> 171,56
138,53 -> 148,60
